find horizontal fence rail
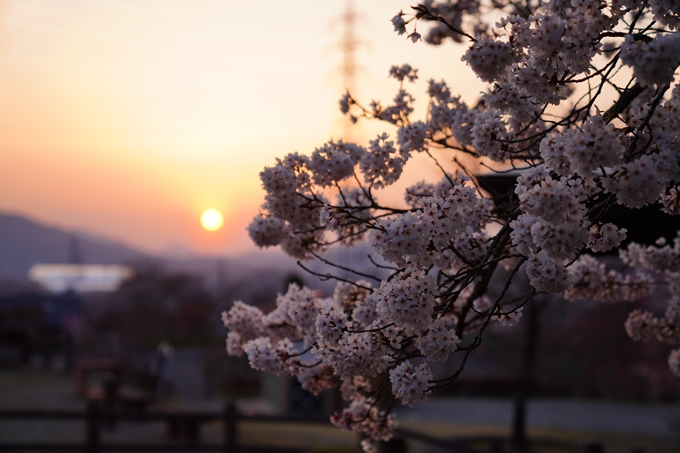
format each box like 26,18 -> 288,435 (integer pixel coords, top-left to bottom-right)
0,403 -> 322,453
0,404 -> 602,453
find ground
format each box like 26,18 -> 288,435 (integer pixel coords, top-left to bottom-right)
0,367 -> 678,452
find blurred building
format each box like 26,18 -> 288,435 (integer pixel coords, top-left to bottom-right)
28,264 -> 134,293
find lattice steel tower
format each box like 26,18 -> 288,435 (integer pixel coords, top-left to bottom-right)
337,1 -> 362,142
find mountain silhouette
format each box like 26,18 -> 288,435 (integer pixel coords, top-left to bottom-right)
0,213 -> 147,278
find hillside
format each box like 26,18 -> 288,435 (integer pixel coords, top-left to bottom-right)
0,213 -> 147,278
0,212 -> 379,300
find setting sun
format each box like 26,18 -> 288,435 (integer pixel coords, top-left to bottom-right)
200,208 -> 224,232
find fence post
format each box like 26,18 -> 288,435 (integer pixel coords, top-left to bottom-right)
103,372 -> 118,429
86,401 -> 100,453
224,402 -> 237,453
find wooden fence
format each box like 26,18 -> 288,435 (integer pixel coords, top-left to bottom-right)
0,403 -> 330,453
0,403 -> 614,453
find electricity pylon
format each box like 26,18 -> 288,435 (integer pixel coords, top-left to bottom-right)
334,1 -> 364,142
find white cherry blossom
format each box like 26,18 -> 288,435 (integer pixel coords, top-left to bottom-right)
223,2 -> 680,448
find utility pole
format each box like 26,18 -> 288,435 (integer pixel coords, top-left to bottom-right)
68,234 -> 82,265
68,234 -> 83,292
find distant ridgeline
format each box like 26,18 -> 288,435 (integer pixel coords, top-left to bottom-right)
0,212 -> 146,279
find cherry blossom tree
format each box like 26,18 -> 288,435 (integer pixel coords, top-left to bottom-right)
223,1 -> 680,450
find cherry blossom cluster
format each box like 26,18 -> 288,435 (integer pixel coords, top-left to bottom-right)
371,173 -> 492,270
223,273 -> 463,440
333,376 -> 395,447
389,64 -> 419,83
389,361 -> 432,406
621,33 -> 680,88
566,236 -> 680,374
625,306 -> 680,377
565,255 -> 654,303
226,0 -> 680,448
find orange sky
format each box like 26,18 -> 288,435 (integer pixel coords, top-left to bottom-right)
0,0 -> 485,256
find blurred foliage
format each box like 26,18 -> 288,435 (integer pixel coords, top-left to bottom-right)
433,296 -> 679,402
91,262 -> 219,350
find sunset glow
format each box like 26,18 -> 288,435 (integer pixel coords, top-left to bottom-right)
0,0 -> 485,256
